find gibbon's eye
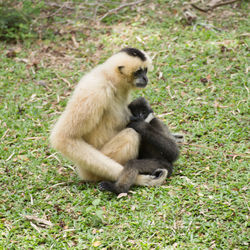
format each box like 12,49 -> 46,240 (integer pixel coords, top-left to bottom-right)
118,66 -> 124,74
134,68 -> 147,76
134,68 -> 143,77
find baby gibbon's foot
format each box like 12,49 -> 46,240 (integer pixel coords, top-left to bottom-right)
172,133 -> 184,143
152,169 -> 168,179
137,171 -> 168,186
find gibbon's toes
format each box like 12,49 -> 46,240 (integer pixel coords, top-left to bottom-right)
145,169 -> 168,186
152,169 -> 168,179
172,133 -> 184,143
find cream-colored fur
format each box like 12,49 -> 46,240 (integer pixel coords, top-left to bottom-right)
50,49 -> 166,186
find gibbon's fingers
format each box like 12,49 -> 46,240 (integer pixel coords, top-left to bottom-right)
101,128 -> 140,165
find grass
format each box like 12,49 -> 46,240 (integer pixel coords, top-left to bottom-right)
0,0 -> 249,249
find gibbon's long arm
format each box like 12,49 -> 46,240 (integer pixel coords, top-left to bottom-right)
63,138 -> 124,180
128,121 -> 179,162
51,88 -> 125,180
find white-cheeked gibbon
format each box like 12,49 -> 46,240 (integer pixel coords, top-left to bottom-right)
50,48 -> 167,186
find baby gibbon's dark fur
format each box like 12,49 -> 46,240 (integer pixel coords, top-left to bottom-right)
99,97 -> 180,194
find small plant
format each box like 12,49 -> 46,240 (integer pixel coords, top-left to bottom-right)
0,1 -> 45,42
0,7 -> 30,41
85,199 -> 105,227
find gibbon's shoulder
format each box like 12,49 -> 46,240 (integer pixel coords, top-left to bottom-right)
71,72 -> 115,103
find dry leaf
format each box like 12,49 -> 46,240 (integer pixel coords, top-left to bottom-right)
23,215 -> 53,228
117,193 -> 128,199
207,0 -> 221,7
92,241 -> 102,247
71,35 -> 79,48
30,221 -> 41,233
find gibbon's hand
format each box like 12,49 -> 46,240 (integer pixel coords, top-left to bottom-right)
129,115 -> 143,122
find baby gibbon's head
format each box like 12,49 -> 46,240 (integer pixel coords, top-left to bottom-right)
105,48 -> 152,88
128,97 -> 153,120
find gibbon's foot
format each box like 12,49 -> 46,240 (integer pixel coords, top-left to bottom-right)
136,171 -> 168,186
152,169 -> 168,179
172,133 -> 184,143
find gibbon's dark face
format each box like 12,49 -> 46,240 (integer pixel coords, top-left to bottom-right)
133,67 -> 148,88
128,97 -> 153,120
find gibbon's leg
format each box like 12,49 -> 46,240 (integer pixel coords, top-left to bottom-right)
51,128 -> 167,185
77,128 -> 140,182
75,128 -> 139,182
99,167 -> 139,194
100,128 -> 140,165
100,128 -> 167,187
99,159 -> 169,194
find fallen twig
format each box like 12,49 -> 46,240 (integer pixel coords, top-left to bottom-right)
6,151 -> 15,162
1,128 -> 10,139
30,222 -> 41,233
191,0 -> 241,13
48,181 -> 74,189
47,2 -> 86,10
55,73 -> 72,87
99,0 -> 144,21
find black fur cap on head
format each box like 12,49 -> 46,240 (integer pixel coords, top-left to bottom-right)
120,48 -> 146,61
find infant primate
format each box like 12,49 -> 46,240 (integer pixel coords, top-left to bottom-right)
99,97 -> 180,194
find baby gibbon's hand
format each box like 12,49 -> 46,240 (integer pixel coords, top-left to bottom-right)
129,115 -> 143,122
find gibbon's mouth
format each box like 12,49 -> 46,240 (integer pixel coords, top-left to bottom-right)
136,83 -> 147,88
134,76 -> 148,88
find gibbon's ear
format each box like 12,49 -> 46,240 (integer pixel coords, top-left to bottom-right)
118,66 -> 124,74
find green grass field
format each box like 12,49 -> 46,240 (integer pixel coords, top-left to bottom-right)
0,0 -> 249,248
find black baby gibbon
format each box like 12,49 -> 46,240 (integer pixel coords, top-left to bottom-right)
99,97 -> 180,194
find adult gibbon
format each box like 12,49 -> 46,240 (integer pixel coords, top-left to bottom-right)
99,97 -> 180,194
50,48 -> 167,187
